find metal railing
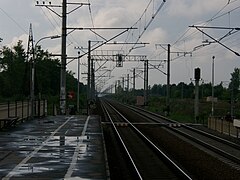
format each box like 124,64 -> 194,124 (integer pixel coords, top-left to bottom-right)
208,117 -> 239,138
0,99 -> 47,128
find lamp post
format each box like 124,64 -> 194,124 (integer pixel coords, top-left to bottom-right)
35,35 -> 61,49
30,35 -> 60,118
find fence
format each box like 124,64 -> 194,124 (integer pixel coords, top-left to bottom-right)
208,116 -> 240,138
0,99 -> 47,128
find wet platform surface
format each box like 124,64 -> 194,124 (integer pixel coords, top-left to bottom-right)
0,115 -> 108,179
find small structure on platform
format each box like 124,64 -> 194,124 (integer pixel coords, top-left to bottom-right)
206,96 -> 218,102
233,119 -> 240,128
136,96 -> 144,106
233,119 -> 240,138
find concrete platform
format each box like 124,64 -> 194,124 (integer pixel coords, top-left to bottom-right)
0,115 -> 108,179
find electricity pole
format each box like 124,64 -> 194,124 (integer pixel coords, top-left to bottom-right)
127,74 -> 129,92
36,1 -> 90,115
118,80 -> 121,93
133,68 -> 136,93
166,44 -> 170,115
87,40 -> 91,114
115,81 -> 117,94
91,55 -> 95,101
211,56 -> 215,116
144,60 -> 149,106
155,43 -> 171,115
77,51 -> 80,113
60,0 -> 67,114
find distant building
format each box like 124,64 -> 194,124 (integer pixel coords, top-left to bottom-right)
136,96 -> 144,106
206,96 -> 218,102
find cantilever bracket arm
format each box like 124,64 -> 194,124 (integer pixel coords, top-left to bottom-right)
45,6 -> 62,17
189,25 -> 240,56
67,27 -> 137,64
89,29 -> 107,41
149,63 -> 167,75
67,3 -> 90,14
36,3 -> 90,16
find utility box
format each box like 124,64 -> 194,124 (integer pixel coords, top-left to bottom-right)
136,96 -> 144,106
206,96 -> 218,102
233,119 -> 240,128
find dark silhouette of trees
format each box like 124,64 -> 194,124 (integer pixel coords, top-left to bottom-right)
229,68 -> 240,101
0,41 -> 86,102
150,80 -> 231,101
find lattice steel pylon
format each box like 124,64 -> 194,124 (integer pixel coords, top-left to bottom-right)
27,23 -> 35,118
27,23 -> 34,61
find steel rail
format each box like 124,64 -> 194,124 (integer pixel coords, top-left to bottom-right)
109,100 -> 240,165
167,126 -> 240,165
130,103 -> 240,150
104,100 -> 192,180
182,125 -> 240,150
101,101 -> 143,180
116,101 -> 240,150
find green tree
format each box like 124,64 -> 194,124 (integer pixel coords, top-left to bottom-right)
229,68 -> 240,101
0,41 -> 87,103
0,41 -> 27,99
151,84 -> 159,95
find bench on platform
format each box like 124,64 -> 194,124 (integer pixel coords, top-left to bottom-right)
0,117 -> 20,129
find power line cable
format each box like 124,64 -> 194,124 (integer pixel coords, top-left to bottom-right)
172,1 -> 235,47
40,5 -> 87,56
40,7 -> 60,34
129,0 -> 166,53
121,0 -> 165,53
0,7 -> 28,34
171,1 -> 240,60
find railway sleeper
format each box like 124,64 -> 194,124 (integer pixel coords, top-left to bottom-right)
168,123 -> 182,128
102,122 -> 128,126
102,122 -> 182,128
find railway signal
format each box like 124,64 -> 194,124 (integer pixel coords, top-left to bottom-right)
194,67 -> 201,123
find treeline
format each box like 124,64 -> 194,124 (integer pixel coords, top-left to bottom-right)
150,68 -> 240,101
112,68 -> 240,103
151,82 -> 227,100
112,68 -> 240,121
0,41 -> 87,107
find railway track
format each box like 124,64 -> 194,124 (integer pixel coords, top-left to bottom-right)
101,100 -> 192,180
100,98 -> 240,179
117,101 -> 240,168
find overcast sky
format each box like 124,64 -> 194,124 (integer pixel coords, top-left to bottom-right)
1,0 -> 240,92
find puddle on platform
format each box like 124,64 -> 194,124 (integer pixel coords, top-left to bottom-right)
45,136 -> 89,147
64,178 -> 92,180
9,163 -> 54,176
5,135 -> 90,177
1,131 -> 93,177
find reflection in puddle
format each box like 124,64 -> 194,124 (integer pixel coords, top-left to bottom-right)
10,163 -> 54,176
44,136 -> 88,147
9,135 -> 89,176
64,177 -> 92,180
